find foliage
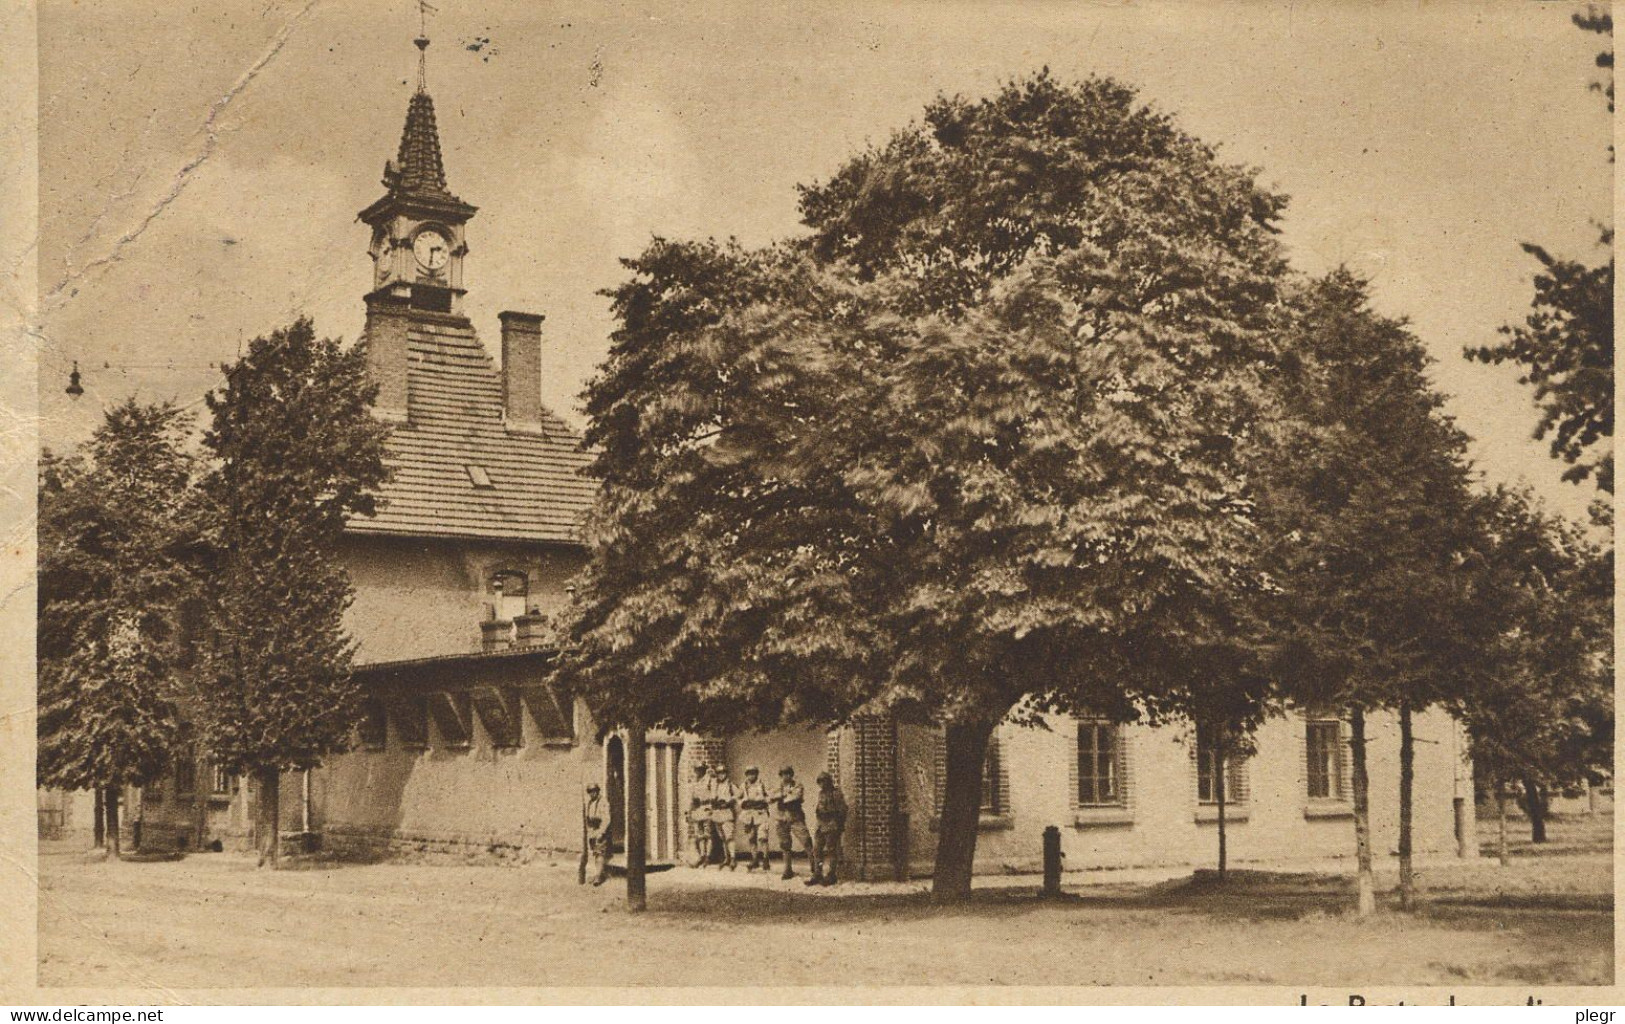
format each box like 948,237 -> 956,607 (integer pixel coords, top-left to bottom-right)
192,319 -> 390,782
1466,10 -> 1613,508
1466,245 -> 1613,498
37,401 -> 198,794
1261,270 -> 1484,716
558,71 -> 1296,897
1456,485 -> 1612,796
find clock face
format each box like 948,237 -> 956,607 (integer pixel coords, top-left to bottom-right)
413,229 -> 450,271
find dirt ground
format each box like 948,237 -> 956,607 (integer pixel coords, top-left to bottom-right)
36,814 -> 1612,990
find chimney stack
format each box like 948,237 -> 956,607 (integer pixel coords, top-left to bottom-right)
363,293 -> 413,424
498,310 -> 545,436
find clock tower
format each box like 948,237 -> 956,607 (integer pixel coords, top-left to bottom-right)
358,34 -> 476,317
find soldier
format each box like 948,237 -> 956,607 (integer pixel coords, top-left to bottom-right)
708,764 -> 739,870
807,771 -> 848,886
583,783 -> 610,886
684,759 -> 712,868
737,766 -> 773,871
772,765 -> 812,880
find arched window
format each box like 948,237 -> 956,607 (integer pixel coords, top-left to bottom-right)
488,569 -> 529,622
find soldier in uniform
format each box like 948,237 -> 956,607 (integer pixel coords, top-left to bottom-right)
684,759 -> 712,868
736,766 -> 773,871
707,764 -> 739,869
772,765 -> 812,880
583,783 -> 610,886
807,771 -> 848,886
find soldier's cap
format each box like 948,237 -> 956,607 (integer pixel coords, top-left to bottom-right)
713,764 -> 729,773
779,766 -> 794,777
585,783 -> 601,792
816,771 -> 833,784
744,765 -> 759,774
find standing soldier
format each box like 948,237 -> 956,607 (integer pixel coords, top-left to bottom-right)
684,759 -> 712,867
583,783 -> 610,886
737,766 -> 773,871
708,764 -> 739,870
807,771 -> 848,886
773,765 -> 812,880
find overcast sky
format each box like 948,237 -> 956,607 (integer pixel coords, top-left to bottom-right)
35,0 -> 1613,524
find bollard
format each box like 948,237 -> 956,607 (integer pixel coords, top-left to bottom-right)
1041,825 -> 1062,898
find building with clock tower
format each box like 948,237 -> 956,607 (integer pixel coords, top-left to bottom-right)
134,25 -> 1481,882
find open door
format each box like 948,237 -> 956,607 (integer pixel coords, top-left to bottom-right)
605,735 -> 626,852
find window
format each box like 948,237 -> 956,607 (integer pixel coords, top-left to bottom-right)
1306,720 -> 1345,799
980,736 -> 1004,815
466,464 -> 494,489
211,763 -> 236,796
1195,724 -> 1249,805
489,570 -> 529,622
1077,721 -> 1122,806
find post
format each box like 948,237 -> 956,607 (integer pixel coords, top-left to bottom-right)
1453,797 -> 1469,858
1041,825 -> 1062,898
92,787 -> 105,849
625,724 -> 648,912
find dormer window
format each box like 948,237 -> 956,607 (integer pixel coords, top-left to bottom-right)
466,464 -> 493,489
489,570 -> 529,622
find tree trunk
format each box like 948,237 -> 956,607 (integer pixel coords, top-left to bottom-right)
105,787 -> 121,858
1496,785 -> 1509,866
625,725 -> 648,913
1350,709 -> 1374,916
194,755 -> 208,851
932,718 -> 995,903
1521,773 -> 1547,843
1398,703 -> 1415,911
1215,728 -> 1228,881
258,769 -> 281,869
92,787 -> 105,849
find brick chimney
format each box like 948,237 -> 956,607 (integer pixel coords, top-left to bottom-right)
363,292 -> 412,424
498,310 -> 545,436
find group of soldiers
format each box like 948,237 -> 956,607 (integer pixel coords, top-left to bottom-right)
687,762 -> 848,884
580,761 -> 850,888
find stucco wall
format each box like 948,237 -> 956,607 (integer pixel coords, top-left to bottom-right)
313,695 -> 600,857
341,534 -> 588,664
968,706 -> 1473,874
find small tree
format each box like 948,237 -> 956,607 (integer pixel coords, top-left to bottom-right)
1457,485 -> 1611,856
194,319 -> 389,867
1262,271 -> 1482,914
37,402 -> 198,856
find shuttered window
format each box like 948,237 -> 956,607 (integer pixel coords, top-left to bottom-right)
1194,724 -> 1250,805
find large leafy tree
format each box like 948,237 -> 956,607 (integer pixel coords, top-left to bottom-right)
1261,271 -> 1483,914
560,71 -> 1295,901
1467,9 -> 1613,514
193,319 -> 389,867
37,401 -> 199,856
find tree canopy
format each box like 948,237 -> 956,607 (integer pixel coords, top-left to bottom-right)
192,318 -> 389,864
558,71 -> 1298,899
38,400 -> 200,852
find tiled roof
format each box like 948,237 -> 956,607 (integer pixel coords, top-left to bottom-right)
349,317 -> 597,544
393,90 -> 459,202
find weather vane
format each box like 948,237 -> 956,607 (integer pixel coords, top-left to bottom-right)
415,0 -> 438,92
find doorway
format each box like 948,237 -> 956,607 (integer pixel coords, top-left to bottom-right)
605,735 -> 626,852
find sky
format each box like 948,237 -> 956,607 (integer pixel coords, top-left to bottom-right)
33,0 -> 1614,525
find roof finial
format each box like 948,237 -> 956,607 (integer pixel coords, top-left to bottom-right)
414,0 -> 438,93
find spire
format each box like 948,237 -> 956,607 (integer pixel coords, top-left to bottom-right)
391,90 -> 456,200
380,1 -> 460,204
